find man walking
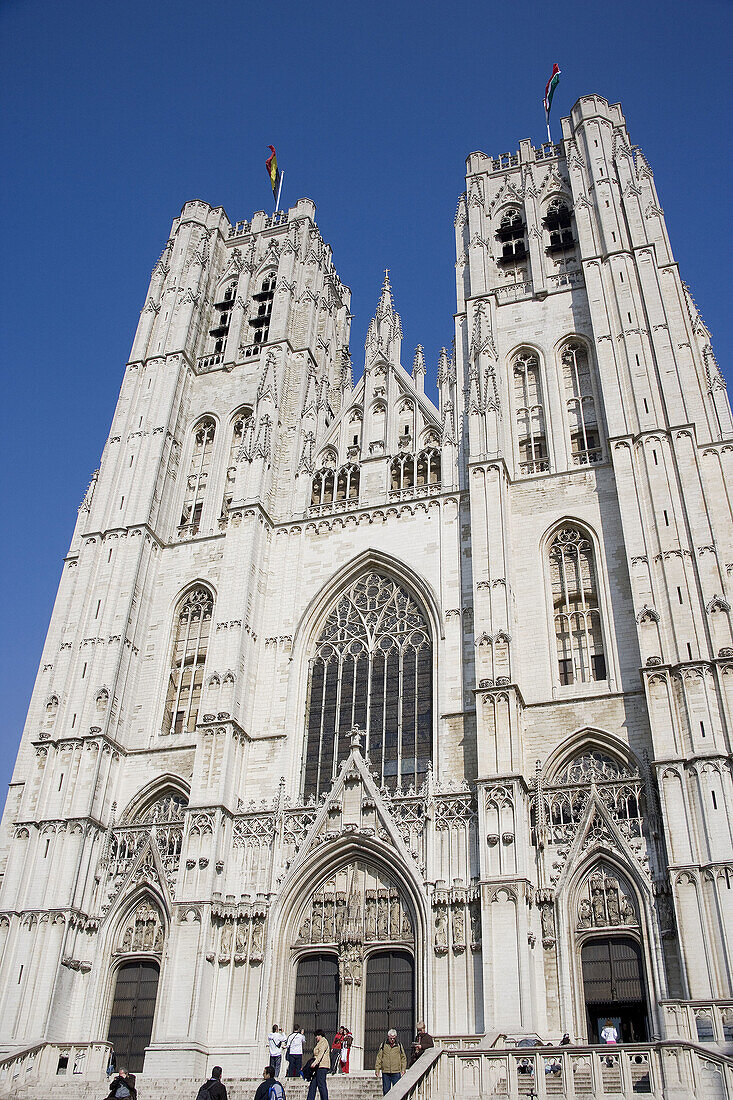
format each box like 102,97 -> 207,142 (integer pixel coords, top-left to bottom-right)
268,1025 -> 284,1077
253,1067 -> 284,1100
306,1029 -> 330,1100
375,1029 -> 407,1094
196,1066 -> 227,1100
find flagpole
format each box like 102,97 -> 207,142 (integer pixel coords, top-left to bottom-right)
275,170 -> 284,213
546,116 -> 552,144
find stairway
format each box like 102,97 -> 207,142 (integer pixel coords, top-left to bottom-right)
4,1075 -> 383,1100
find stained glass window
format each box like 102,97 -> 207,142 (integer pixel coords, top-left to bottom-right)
303,572 -> 432,797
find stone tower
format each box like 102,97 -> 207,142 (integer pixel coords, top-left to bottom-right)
0,95 -> 731,1081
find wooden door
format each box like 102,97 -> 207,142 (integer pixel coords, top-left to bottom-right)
293,954 -> 340,1050
582,936 -> 647,1042
107,961 -> 160,1072
364,951 -> 414,1070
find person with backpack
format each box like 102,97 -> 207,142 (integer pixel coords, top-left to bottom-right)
375,1030 -> 407,1094
195,1066 -> 227,1100
253,1067 -> 285,1100
306,1029 -> 330,1100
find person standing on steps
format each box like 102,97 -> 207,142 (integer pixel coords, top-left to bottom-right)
375,1029 -> 407,1094
195,1066 -> 226,1100
306,1029 -> 330,1100
285,1027 -> 305,1077
410,1022 -> 434,1066
268,1025 -> 284,1077
330,1027 -> 343,1074
253,1066 -> 285,1100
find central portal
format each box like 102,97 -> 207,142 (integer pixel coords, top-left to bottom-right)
291,860 -> 416,1069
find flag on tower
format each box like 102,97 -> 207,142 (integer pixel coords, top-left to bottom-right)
544,63 -> 561,118
265,145 -> 281,200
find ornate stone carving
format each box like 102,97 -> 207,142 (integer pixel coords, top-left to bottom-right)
117,899 -> 164,954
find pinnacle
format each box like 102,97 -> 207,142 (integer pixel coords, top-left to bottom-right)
412,345 -> 426,377
377,268 -> 395,316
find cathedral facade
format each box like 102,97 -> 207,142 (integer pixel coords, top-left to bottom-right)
1,94 -> 732,1077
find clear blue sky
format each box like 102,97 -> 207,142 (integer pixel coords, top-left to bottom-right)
1,0 -> 731,796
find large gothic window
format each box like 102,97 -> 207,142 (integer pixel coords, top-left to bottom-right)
303,572 -> 432,798
163,587 -> 214,734
549,527 -> 606,685
561,342 -> 601,465
179,418 -> 216,533
513,350 -> 549,474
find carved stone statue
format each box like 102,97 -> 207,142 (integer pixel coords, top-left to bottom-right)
541,903 -> 555,942
453,905 -> 465,950
605,877 -> 621,925
591,873 -> 606,925
434,906 -> 448,953
620,894 -> 636,925
578,898 -> 592,929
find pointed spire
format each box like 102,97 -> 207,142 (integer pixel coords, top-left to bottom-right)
412,345 -> 426,394
437,347 -> 450,387
365,269 -> 403,368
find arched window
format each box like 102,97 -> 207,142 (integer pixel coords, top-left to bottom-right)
249,272 -> 275,346
221,409 -> 251,517
209,282 -> 237,355
545,199 -> 574,253
163,587 -> 214,734
497,209 -> 526,264
179,418 -> 216,533
549,527 -> 606,685
311,468 -> 336,506
561,342 -> 601,465
335,464 -> 359,502
513,350 -> 549,474
416,448 -> 441,487
303,572 -> 432,797
390,454 -> 415,492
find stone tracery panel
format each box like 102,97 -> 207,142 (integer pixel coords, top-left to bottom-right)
117,898 -> 165,954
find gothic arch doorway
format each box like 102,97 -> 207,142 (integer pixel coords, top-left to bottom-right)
289,859 -> 416,1069
107,960 -> 160,1072
581,938 -> 647,1043
364,951 -> 414,1069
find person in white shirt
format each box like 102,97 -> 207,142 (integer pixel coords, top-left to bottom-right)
268,1025 -> 284,1077
600,1020 -> 619,1045
285,1027 -> 305,1077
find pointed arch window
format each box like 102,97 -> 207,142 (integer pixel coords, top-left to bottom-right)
249,272 -> 275,346
549,527 -> 606,685
496,209 -> 527,264
544,199 -> 575,253
335,464 -> 360,502
561,342 -> 602,465
416,448 -> 441,487
303,572 -> 432,798
390,454 -> 415,492
513,350 -> 549,474
179,418 -> 216,533
163,587 -> 213,734
221,409 -> 251,517
209,281 -> 237,356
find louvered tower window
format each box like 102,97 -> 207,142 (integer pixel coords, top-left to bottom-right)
303,572 -> 432,798
163,587 -> 213,734
249,273 -> 276,346
549,527 -> 606,685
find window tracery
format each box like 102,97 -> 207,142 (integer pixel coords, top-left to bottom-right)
545,199 -> 575,253
549,527 -> 606,685
179,418 -> 216,533
496,209 -> 527,264
303,572 -> 432,798
221,409 -> 251,517
416,448 -> 441,487
390,454 -> 415,491
163,587 -> 214,735
560,342 -> 601,465
512,350 -> 549,474
249,272 -> 275,346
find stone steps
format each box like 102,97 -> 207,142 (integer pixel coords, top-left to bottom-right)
7,1076 -> 383,1100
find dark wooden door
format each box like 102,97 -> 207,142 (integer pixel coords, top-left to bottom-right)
107,961 -> 160,1072
293,954 -> 340,1050
364,951 -> 414,1070
582,937 -> 647,1042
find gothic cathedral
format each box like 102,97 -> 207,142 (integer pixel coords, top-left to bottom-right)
1,94 -> 732,1078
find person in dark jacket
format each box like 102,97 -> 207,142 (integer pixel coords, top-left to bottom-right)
410,1022 -> 435,1066
107,1069 -> 137,1100
254,1066 -> 283,1100
201,1066 -> 228,1100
